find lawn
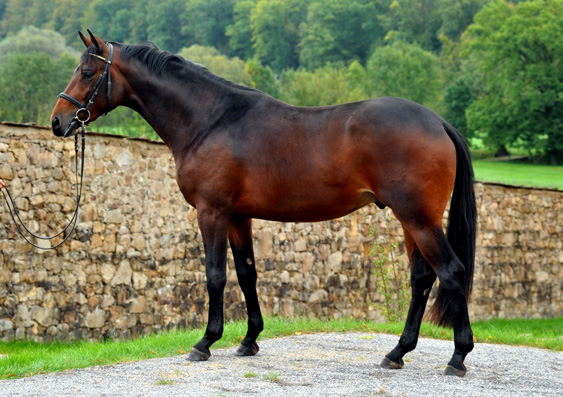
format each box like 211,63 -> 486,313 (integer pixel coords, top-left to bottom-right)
472,160 -> 563,190
1,317 -> 561,379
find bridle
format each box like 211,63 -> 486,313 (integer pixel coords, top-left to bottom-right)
0,43 -> 114,250
59,42 -> 114,137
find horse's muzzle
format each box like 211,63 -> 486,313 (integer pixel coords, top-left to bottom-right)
52,116 -> 79,138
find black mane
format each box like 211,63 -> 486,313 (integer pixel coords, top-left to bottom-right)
119,42 -> 258,93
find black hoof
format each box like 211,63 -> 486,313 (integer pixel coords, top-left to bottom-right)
187,347 -> 211,361
235,342 -> 259,356
380,356 -> 404,370
444,364 -> 467,377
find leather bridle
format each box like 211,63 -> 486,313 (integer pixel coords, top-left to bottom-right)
0,42 -> 115,250
58,42 -> 114,137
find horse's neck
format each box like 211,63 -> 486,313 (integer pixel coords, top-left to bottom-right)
124,67 -> 230,152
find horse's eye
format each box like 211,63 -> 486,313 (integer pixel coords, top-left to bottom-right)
82,71 -> 95,80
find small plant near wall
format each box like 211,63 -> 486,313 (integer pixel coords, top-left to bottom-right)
369,214 -> 411,322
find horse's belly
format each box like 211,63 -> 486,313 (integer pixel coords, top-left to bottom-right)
235,188 -> 378,223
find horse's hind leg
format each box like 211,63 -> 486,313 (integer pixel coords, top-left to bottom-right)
228,217 -> 264,356
403,223 -> 473,376
381,229 -> 437,369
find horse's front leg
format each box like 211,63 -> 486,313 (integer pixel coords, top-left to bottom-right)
228,217 -> 263,356
188,208 -> 229,361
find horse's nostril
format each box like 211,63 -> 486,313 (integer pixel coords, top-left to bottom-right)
52,116 -> 60,130
51,116 -> 62,136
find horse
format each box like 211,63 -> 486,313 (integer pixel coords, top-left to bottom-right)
50,31 -> 477,377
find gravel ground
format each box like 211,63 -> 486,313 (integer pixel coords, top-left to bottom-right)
1,333 -> 562,396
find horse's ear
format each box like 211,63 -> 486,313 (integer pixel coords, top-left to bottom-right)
87,29 -> 105,54
79,31 -> 91,48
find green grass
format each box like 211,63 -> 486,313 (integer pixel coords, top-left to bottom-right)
473,160 -> 563,190
0,317 -> 561,379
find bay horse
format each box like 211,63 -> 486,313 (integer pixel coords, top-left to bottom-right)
50,31 -> 477,377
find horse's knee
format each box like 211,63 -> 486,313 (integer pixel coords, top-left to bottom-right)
207,276 -> 227,294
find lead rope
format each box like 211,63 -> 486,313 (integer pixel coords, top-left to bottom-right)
1,120 -> 86,250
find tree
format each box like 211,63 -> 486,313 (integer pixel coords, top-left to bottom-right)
298,0 -> 384,70
81,0 -> 134,43
0,0 -> 7,22
443,69 -> 481,138
250,0 -> 309,72
366,40 -> 441,107
49,0 -> 88,49
0,52 -> 76,124
146,0 -> 192,52
279,65 -> 370,107
437,0 -> 486,41
182,0 -> 236,53
178,45 -> 251,86
0,0 -> 54,38
462,0 -> 563,163
226,0 -> 257,60
244,58 -> 280,98
0,26 -> 78,66
377,0 -> 442,52
347,60 -> 371,100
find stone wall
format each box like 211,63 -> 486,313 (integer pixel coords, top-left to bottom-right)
0,123 -> 562,341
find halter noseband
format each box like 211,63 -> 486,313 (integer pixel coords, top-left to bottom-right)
59,43 -> 114,135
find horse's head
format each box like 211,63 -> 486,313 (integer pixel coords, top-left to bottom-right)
51,30 -> 117,137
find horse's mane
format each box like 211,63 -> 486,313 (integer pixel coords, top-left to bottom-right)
118,42 -> 258,93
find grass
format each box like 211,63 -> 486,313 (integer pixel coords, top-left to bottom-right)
262,372 -> 281,383
472,160 -> 563,190
243,371 -> 259,378
0,317 -> 561,379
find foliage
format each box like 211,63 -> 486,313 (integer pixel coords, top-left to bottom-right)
298,0 -> 383,70
378,0 -> 442,52
0,52 -> 76,124
244,58 -> 280,98
442,62 -> 482,138
0,25 -> 78,64
0,0 -> 562,163
90,108 -> 157,141
145,0 -> 191,53
369,214 -> 410,323
178,45 -> 251,86
225,0 -> 257,60
462,0 -> 563,163
437,0 -> 487,41
366,40 -> 441,107
182,0 -> 237,53
279,64 -> 370,107
249,0 -> 309,72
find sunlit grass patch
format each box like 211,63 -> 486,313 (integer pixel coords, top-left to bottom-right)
1,317 -> 561,379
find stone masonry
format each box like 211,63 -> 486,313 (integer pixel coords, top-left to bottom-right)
0,122 -> 562,341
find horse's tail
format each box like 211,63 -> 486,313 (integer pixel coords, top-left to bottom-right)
427,122 -> 477,327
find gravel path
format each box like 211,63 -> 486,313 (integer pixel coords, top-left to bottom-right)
1,333 -> 562,396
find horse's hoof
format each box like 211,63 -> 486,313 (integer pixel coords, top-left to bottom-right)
187,347 -> 211,361
444,364 -> 467,377
380,356 -> 404,370
235,342 -> 259,356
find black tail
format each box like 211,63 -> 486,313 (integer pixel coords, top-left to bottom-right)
428,123 -> 477,327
